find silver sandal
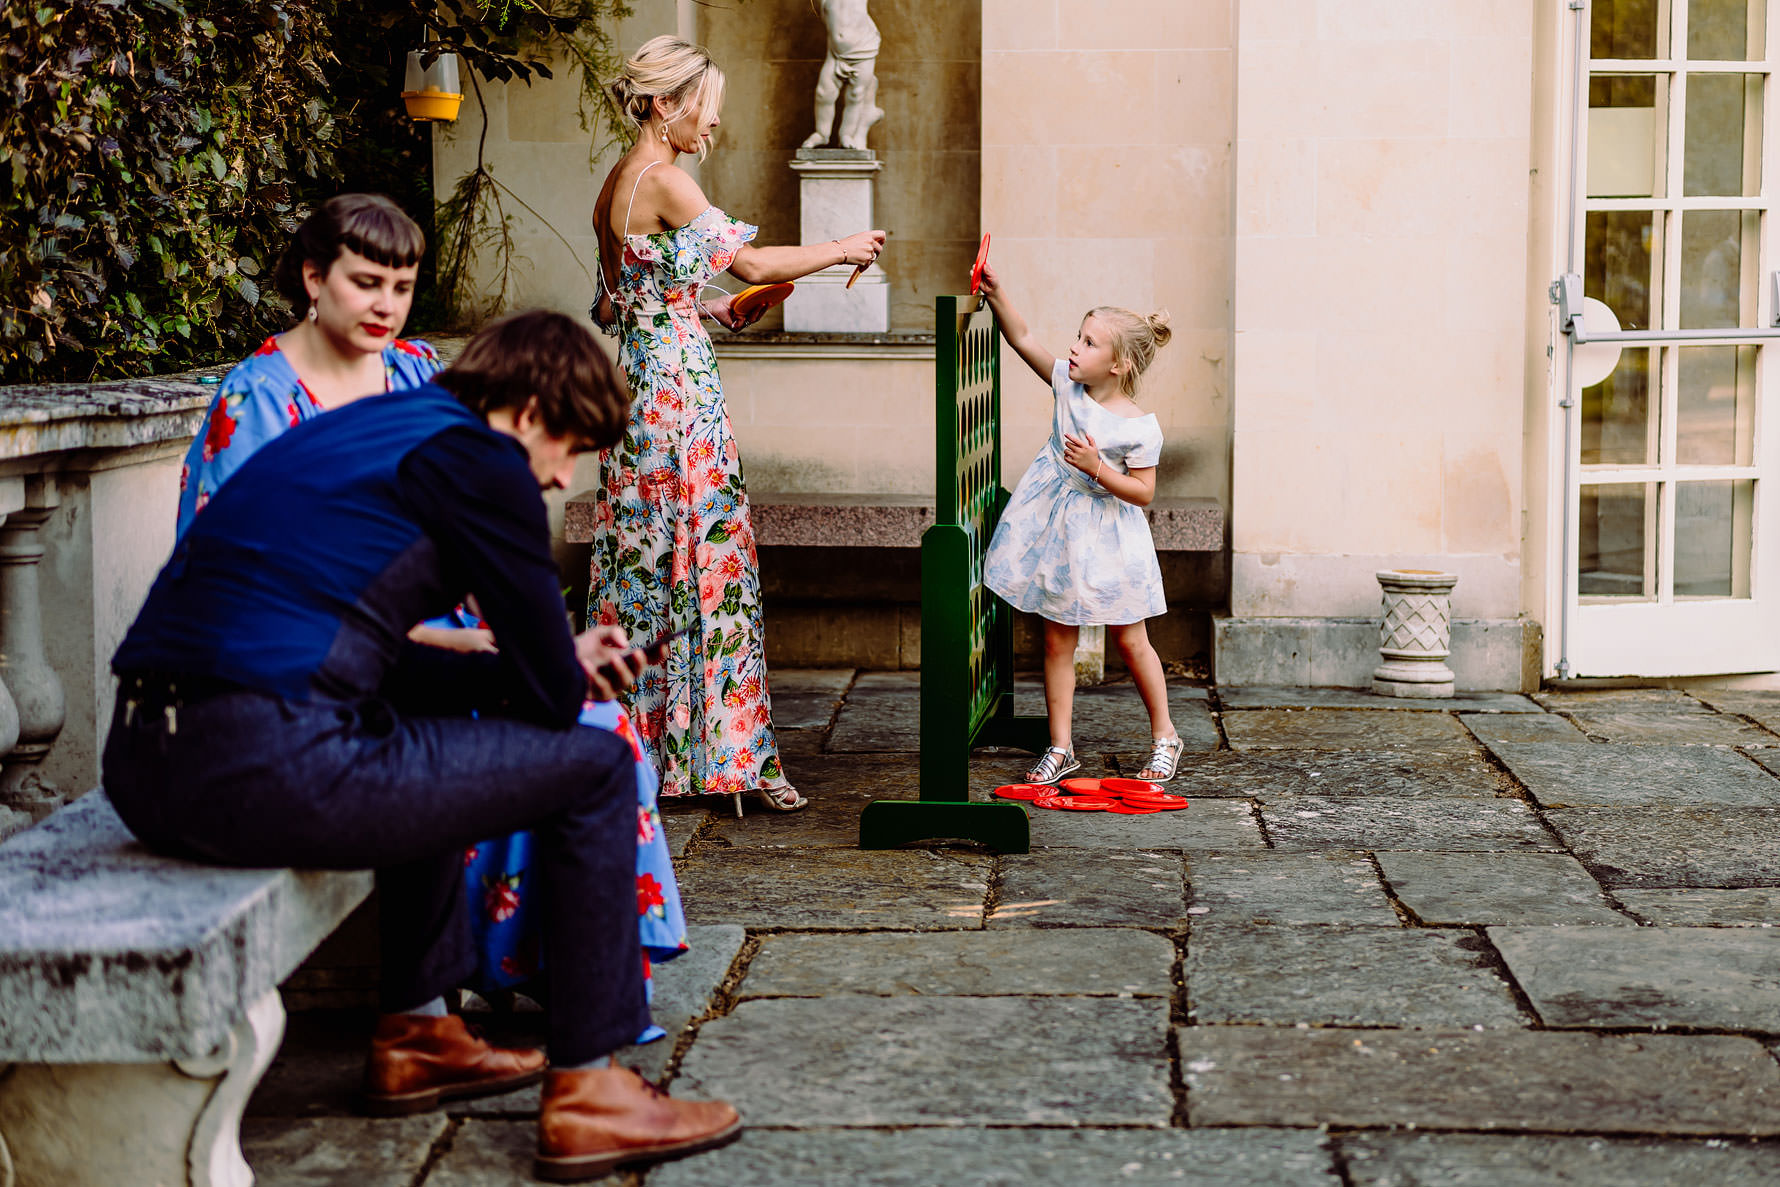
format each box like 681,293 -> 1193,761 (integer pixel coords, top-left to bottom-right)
732,785 -> 809,817
1025,746 -> 1080,785
1137,735 -> 1184,782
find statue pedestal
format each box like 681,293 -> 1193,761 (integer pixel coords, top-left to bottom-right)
787,149 -> 888,333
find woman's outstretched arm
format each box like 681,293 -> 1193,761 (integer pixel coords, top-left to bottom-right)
729,231 -> 885,284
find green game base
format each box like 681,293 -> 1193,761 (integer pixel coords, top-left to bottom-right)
858,799 -> 1030,854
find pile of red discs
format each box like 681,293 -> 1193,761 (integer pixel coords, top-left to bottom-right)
991,776 -> 1187,814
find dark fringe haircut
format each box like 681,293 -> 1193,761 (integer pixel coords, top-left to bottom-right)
436,310 -> 631,450
272,193 -> 426,308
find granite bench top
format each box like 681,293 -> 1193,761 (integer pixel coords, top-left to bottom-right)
0,793 -> 371,1063
563,492 -> 1225,551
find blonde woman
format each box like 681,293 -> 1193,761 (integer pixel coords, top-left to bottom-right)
589,35 -> 884,814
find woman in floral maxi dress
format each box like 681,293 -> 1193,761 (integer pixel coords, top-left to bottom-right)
589,36 -> 884,813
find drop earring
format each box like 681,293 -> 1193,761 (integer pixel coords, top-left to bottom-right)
306,303 -> 318,323
659,127 -> 668,143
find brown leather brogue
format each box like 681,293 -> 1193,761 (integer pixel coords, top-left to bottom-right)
362,1013 -> 547,1116
533,1065 -> 741,1182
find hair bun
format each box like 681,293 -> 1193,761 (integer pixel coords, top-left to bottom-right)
1145,309 -> 1173,348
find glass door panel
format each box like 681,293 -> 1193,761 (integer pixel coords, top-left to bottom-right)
1678,209 -> 1757,327
1594,0 -> 1667,58
1676,344 -> 1757,463
1590,76 -> 1668,196
1586,211 -> 1660,327
1674,479 -> 1755,595
1682,73 -> 1761,195
1579,482 -> 1659,599
1583,348 -> 1659,465
1690,0 -> 1765,59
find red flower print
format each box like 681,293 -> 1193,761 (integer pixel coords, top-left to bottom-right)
723,685 -> 747,710
201,401 -> 237,461
699,571 -> 724,612
252,336 -> 279,357
752,704 -> 773,730
194,491 -> 209,515
499,955 -> 525,979
393,338 -> 428,357
643,407 -> 662,426
642,951 -> 653,979
179,464 -> 189,492
286,401 -> 301,427
704,467 -> 725,492
739,674 -> 763,702
484,877 -> 521,923
637,804 -> 656,844
597,600 -> 619,627
463,846 -> 480,867
637,873 -> 665,916
735,746 -> 756,769
718,553 -> 745,582
688,440 -> 715,467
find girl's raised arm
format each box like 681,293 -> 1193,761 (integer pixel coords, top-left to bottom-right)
977,262 -> 1056,383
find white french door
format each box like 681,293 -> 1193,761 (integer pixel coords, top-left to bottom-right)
1557,0 -> 1780,676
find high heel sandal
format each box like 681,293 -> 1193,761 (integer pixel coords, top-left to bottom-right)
1136,735 -> 1184,783
731,785 -> 809,817
1025,746 -> 1080,786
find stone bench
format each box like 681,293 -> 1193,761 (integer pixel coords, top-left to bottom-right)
563,491 -> 1226,552
0,792 -> 371,1186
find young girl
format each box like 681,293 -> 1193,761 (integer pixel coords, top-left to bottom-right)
978,261 -> 1183,785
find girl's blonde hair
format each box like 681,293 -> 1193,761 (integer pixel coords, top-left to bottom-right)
609,35 -> 726,161
1085,306 -> 1173,397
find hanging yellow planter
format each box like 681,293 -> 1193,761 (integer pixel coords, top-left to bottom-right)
402,50 -> 463,122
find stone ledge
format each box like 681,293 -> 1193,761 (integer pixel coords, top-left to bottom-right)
0,792 -> 371,1062
0,376 -> 217,462
564,492 -> 1224,552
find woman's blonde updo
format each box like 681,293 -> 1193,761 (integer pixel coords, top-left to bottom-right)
1084,306 -> 1173,397
610,35 -> 726,160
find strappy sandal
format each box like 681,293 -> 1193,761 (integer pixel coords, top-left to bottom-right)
1136,735 -> 1185,783
731,785 -> 809,817
1025,746 -> 1080,786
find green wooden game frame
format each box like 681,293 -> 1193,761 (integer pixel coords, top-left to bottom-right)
858,295 -> 1048,852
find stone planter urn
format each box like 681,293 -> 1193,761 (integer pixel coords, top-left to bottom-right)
1372,569 -> 1458,698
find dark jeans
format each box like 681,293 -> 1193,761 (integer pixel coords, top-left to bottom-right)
103,686 -> 648,1065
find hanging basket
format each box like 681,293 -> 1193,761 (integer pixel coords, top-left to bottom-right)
402,49 -> 463,122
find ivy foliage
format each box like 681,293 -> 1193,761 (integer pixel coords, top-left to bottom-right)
0,0 -> 342,382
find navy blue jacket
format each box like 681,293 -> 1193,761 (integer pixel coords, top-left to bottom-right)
115,386 -> 585,728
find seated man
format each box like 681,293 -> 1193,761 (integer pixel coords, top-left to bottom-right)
104,310 -> 737,1183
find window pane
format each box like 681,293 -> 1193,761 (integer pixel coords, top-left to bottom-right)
1683,73 -> 1761,196
1689,0 -> 1759,60
1677,345 -> 1757,465
1590,75 -> 1666,197
1593,0 -> 1663,59
1582,348 -> 1656,466
1674,480 -> 1754,598
1679,209 -> 1754,328
1579,482 -> 1657,599
1586,211 -> 1657,330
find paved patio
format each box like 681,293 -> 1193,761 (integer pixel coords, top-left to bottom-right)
245,673 -> 1780,1185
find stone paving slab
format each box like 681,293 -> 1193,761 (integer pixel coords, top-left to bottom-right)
1561,709 -> 1780,747
1545,807 -> 1780,887
1180,1028 -> 1780,1133
1491,926 -> 1780,1031
1534,688 -> 1712,711
1219,686 -> 1542,713
1376,851 -> 1630,926
1261,796 -> 1554,852
989,850 -> 1185,929
1742,748 -> 1780,779
828,671 -> 921,752
1186,925 -> 1527,1029
243,1115 -> 445,1186
1061,685 -> 1222,758
1222,709 -> 1481,755
771,668 -> 857,697
1170,748 -> 1507,799
1691,691 -> 1780,738
676,850 -> 989,930
1024,797 -> 1266,851
646,1128 -> 1340,1187
676,996 -> 1173,1126
1341,1132 -> 1780,1187
739,928 -> 1175,998
1460,711 -> 1589,744
1185,852 -> 1398,925
425,1119 -> 621,1186
1616,887 -> 1780,926
661,809 -> 705,859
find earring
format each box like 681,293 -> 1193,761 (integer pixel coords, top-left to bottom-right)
660,127 -> 669,142
306,303 -> 318,323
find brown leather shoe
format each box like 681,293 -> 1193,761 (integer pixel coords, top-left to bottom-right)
362,1013 -> 547,1116
534,1066 -> 741,1182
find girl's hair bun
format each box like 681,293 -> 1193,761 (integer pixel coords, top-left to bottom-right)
1145,309 -> 1173,348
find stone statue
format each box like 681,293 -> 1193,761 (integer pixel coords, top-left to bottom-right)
800,0 -> 883,151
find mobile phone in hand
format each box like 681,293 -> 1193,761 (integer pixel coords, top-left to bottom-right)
594,624 -> 690,687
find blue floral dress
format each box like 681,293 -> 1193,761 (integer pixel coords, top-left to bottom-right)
589,207 -> 795,802
178,335 -> 686,1034
984,359 -> 1167,625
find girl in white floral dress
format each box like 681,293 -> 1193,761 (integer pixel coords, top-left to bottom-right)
589,36 -> 885,813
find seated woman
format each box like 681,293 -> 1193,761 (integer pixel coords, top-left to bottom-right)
177,194 -> 685,1034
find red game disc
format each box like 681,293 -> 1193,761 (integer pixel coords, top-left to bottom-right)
1030,794 -> 1065,810
1129,797 -> 1188,810
1105,804 -> 1161,815
970,232 -> 991,295
1102,777 -> 1163,795
993,783 -> 1054,801
1059,777 -> 1103,795
1055,797 -> 1116,811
